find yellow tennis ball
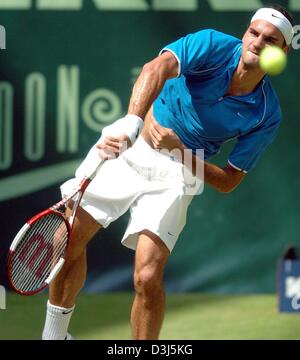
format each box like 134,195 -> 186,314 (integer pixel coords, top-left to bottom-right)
259,46 -> 287,76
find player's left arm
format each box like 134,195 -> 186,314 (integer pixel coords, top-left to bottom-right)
180,150 -> 245,193
149,118 -> 245,193
202,161 -> 245,193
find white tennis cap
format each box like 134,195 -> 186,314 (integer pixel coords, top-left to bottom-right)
251,8 -> 294,45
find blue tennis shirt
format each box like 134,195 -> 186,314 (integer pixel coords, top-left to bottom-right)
153,29 -> 282,172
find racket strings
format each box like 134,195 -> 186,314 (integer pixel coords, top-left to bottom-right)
14,226 -> 66,292
10,216 -> 62,291
12,216 -> 67,290
11,217 -> 67,292
10,213 -> 69,293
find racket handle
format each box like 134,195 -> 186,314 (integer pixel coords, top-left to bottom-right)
76,147 -> 105,181
68,156 -> 105,228
85,156 -> 104,180
77,156 -> 104,193
45,258 -> 65,285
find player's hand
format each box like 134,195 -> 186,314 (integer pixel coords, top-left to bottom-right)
149,117 -> 184,152
95,114 -> 144,160
96,134 -> 131,160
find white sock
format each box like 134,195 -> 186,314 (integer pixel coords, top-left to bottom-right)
42,300 -> 75,340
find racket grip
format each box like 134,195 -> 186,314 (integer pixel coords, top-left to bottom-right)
85,156 -> 104,180
76,147 -> 104,180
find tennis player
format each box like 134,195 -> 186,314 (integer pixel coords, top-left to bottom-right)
42,5 -> 294,340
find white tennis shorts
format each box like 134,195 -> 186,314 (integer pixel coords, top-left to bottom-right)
61,136 -> 203,252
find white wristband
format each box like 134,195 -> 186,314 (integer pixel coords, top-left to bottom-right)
100,114 -> 144,146
125,114 -> 144,143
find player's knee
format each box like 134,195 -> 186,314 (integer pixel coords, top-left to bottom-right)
134,265 -> 164,296
63,224 -> 99,264
64,244 -> 85,265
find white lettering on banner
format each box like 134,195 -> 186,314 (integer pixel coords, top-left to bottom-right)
0,25 -> 6,49
0,82 -> 13,170
0,285 -> 6,310
285,276 -> 300,298
290,0 -> 300,11
2,0 -> 298,11
92,0 -> 149,10
209,0 -> 261,11
0,66 -> 123,171
0,0 -> 31,9
153,0 -> 197,11
82,89 -> 122,132
292,25 -> 300,50
37,0 -> 81,10
57,66 -> 79,154
25,73 -> 46,161
291,294 -> 300,310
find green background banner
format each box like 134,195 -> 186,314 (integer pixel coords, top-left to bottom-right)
0,0 -> 300,293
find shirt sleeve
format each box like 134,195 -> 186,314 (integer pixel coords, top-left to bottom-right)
159,29 -> 240,76
228,114 -> 282,173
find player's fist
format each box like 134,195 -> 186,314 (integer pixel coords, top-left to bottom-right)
96,114 -> 144,159
96,134 -> 131,160
149,117 -> 183,151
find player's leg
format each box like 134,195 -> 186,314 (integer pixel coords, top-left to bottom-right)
49,200 -> 101,307
131,230 -> 170,340
42,202 -> 102,340
42,152 -> 143,339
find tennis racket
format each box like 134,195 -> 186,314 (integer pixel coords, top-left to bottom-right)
7,156 -> 104,296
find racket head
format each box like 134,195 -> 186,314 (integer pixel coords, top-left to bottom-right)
7,209 -> 70,296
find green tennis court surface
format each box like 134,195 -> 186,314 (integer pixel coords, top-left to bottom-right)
1,293 -> 300,340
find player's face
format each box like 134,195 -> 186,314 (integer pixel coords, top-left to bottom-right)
241,20 -> 288,68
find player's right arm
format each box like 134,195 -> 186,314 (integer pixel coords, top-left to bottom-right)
128,51 -> 179,119
96,51 -> 178,159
